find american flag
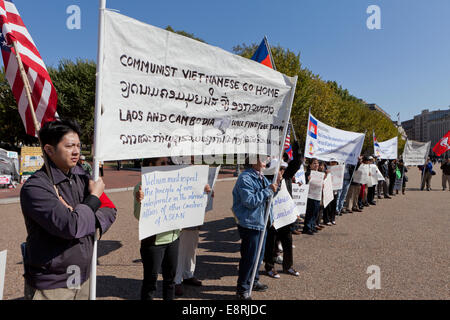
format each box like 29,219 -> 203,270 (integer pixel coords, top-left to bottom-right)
284,126 -> 293,161
0,0 -> 57,137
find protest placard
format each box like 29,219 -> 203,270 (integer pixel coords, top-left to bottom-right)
353,164 -> 371,185
294,164 -> 306,184
307,170 -> 325,201
0,175 -> 11,185
273,182 -> 300,230
20,146 -> 43,175
323,174 -> 334,208
205,165 -> 221,212
304,113 -> 365,165
370,164 -> 379,186
403,140 -> 431,166
394,177 -> 403,191
139,165 -> 209,240
291,183 -> 309,214
329,164 -> 344,190
376,167 -> 385,181
0,250 -> 6,301
97,10 -> 297,162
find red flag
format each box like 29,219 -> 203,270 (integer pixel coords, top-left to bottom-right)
0,0 -> 57,137
99,193 -> 116,209
432,130 -> 450,156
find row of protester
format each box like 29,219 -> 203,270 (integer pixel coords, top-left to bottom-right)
17,118 -> 448,301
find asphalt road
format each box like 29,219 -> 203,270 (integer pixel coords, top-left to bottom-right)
0,167 -> 449,300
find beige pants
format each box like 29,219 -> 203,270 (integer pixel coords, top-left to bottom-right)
421,172 -> 432,190
24,278 -> 90,300
346,185 -> 360,210
175,229 -> 199,285
443,174 -> 450,190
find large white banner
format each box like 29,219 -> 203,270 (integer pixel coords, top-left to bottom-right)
374,135 -> 398,160
97,10 -> 297,161
329,164 -> 345,191
139,165 -> 209,240
307,170 -> 325,201
304,113 -> 365,165
273,182 -> 301,230
291,184 -> 309,214
403,140 -> 431,166
0,250 -> 6,300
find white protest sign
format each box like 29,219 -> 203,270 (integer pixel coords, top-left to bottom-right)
329,164 -> 345,191
291,184 -> 309,214
394,177 -> 403,191
376,167 -> 385,181
375,136 -> 398,160
307,170 -> 325,201
273,182 -> 300,230
294,164 -> 306,184
139,165 -> 209,240
0,175 -> 11,185
403,140 -> 431,166
97,10 -> 297,161
205,165 -> 221,212
0,250 -> 6,300
304,113 -> 365,165
323,174 -> 334,208
353,165 -> 371,185
370,164 -> 379,186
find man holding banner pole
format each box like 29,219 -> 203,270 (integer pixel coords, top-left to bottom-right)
1,0 -> 116,300
245,76 -> 297,299
233,77 -> 297,299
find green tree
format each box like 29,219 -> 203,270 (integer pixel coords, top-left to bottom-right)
0,69 -> 37,148
48,59 -> 97,147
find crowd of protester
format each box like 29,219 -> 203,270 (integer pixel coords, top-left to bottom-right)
17,119 -> 448,301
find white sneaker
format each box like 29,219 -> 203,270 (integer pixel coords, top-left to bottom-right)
326,222 -> 332,226
332,221 -> 336,225
267,269 -> 281,279
284,268 -> 300,276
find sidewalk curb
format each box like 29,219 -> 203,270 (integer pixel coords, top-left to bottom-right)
0,178 -> 238,205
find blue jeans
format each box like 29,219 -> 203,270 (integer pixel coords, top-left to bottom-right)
237,225 -> 267,293
337,179 -> 351,212
304,198 -> 320,232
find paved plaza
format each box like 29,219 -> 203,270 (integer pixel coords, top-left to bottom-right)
0,167 -> 449,300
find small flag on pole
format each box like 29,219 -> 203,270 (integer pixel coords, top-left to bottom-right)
251,37 -> 274,69
0,0 -> 57,137
252,37 -> 293,160
284,127 -> 293,161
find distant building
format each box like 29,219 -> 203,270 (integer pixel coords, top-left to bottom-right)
401,108 -> 450,148
365,103 -> 392,120
401,119 -> 415,140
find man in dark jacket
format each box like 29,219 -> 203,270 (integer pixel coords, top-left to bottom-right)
20,120 -> 117,300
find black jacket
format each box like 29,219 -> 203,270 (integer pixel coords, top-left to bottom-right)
20,161 -> 117,290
